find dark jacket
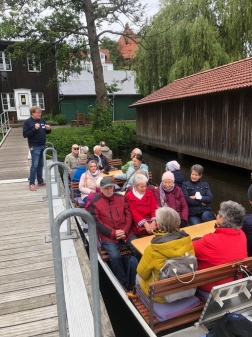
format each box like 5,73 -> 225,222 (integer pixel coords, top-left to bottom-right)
173,170 -> 185,188
88,153 -> 109,172
155,185 -> 188,221
182,179 -> 213,216
242,214 -> 252,257
23,117 -> 51,146
89,193 -> 133,243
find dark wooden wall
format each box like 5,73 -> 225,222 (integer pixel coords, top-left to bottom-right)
136,89 -> 252,169
0,41 -> 58,116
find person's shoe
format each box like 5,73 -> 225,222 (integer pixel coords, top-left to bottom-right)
29,184 -> 37,191
38,182 -> 46,186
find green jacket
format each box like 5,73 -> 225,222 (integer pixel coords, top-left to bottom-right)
121,160 -> 132,173
137,231 -> 195,302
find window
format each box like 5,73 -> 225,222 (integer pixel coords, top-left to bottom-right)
32,92 -> 45,109
100,53 -> 105,59
1,93 -> 16,110
0,51 -> 12,71
27,56 -> 41,72
103,66 -> 108,71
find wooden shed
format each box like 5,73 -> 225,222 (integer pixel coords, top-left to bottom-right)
130,57 -> 252,170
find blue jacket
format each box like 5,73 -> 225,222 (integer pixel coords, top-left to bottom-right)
23,117 -> 51,147
173,170 -> 185,188
182,179 -> 213,216
70,165 -> 87,182
115,163 -> 149,188
242,214 -> 252,257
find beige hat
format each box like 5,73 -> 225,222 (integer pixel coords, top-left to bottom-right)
79,154 -> 87,161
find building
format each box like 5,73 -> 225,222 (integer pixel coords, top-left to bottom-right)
59,70 -> 142,122
82,49 -> 114,72
0,40 -> 58,122
130,57 -> 252,170
117,25 -> 138,68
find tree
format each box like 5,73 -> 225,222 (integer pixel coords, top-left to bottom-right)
134,0 -> 252,96
0,0 -> 147,112
100,36 -> 124,70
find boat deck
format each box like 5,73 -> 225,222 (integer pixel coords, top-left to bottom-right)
0,128 -> 114,336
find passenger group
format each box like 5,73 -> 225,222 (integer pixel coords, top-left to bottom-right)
64,143 -> 252,301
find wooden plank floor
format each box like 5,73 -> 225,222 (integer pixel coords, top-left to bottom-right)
0,127 -> 115,337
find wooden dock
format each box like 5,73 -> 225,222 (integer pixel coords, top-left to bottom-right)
0,128 -> 114,336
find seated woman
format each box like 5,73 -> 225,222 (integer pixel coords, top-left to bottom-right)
125,174 -> 158,237
155,171 -> 188,227
85,176 -> 103,212
182,164 -> 215,225
166,160 -> 185,188
79,160 -> 103,203
136,207 -> 194,302
113,154 -> 148,190
193,200 -> 248,298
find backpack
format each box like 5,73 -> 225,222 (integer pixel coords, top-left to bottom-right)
159,252 -> 198,303
206,312 -> 252,337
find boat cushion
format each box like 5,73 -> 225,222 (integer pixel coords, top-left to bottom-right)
135,285 -> 200,322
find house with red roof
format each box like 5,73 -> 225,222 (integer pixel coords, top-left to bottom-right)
118,24 -> 138,68
130,57 -> 252,169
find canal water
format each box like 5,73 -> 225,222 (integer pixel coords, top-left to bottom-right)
99,148 -> 252,337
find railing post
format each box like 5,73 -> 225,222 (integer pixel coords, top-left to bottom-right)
43,147 -> 60,197
52,209 -> 102,337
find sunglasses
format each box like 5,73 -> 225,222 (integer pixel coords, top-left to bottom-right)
73,147 -> 79,150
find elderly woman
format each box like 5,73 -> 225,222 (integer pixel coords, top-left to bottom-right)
125,174 -> 158,236
136,207 -> 194,302
182,164 -> 215,225
193,200 -> 248,294
166,160 -> 185,188
79,160 -> 103,203
114,154 -> 149,190
155,171 -> 188,227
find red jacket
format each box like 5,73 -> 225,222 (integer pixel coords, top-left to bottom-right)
89,193 -> 133,243
155,185 -> 188,221
193,227 -> 248,292
125,189 -> 158,235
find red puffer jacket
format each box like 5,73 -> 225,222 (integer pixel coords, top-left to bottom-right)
89,193 -> 133,243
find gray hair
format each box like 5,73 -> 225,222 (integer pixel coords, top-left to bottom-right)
133,148 -> 142,155
87,160 -> 98,170
93,145 -> 101,152
81,146 -> 89,154
30,105 -> 41,115
190,164 -> 204,175
133,174 -> 148,186
156,207 -> 180,233
219,200 -> 245,228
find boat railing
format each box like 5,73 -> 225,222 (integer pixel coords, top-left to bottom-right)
44,147 -> 102,337
0,110 -> 11,147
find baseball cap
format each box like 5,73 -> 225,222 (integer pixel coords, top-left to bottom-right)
100,177 -> 115,188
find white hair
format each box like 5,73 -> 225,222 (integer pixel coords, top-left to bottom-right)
133,174 -> 148,186
93,145 -> 101,152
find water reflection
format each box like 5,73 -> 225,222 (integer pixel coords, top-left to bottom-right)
136,149 -> 251,215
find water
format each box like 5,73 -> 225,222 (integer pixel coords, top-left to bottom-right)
100,149 -> 252,337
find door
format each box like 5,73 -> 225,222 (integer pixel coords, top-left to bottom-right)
14,89 -> 31,121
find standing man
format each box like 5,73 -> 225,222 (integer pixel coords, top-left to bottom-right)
121,148 -> 142,173
64,144 -> 80,175
90,177 -> 140,290
23,105 -> 51,191
99,141 -> 113,160
88,145 -> 110,172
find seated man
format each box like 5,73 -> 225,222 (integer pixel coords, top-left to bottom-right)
193,200 -> 247,294
242,184 -> 252,256
99,141 -> 113,160
90,177 -> 140,289
64,144 -> 80,175
88,145 -> 110,172
121,148 -> 142,173
70,154 -> 88,182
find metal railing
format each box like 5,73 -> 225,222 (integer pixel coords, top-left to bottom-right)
44,146 -> 102,337
0,110 -> 11,147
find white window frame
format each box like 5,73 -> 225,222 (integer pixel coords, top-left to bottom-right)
31,92 -> 45,110
103,66 -> 108,71
0,51 -> 12,71
27,56 -> 41,72
1,93 -> 16,111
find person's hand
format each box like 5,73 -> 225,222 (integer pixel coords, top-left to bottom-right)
100,169 -> 104,173
90,190 -> 96,194
35,123 -> 40,129
202,202 -> 207,206
115,229 -> 126,240
190,195 -> 196,199
45,124 -> 51,130
150,220 -> 157,231
144,222 -> 152,234
110,175 -> 115,181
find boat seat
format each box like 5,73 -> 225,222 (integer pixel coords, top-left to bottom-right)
69,181 -> 85,208
108,158 -> 122,170
98,246 -> 133,262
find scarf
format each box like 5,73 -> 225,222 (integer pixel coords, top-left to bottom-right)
88,169 -> 100,177
159,183 -> 175,207
132,187 -> 145,200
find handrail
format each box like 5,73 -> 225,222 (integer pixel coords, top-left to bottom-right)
43,147 -> 60,196
0,110 -> 11,147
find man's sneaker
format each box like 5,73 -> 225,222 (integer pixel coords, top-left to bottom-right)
38,182 -> 46,186
29,184 -> 37,191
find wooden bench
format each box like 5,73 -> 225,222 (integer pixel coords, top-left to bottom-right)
131,257 -> 252,334
113,171 -> 153,186
98,246 -> 132,262
70,113 -> 85,127
108,158 -> 122,170
69,181 -> 85,208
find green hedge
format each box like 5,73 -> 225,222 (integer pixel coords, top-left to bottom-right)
47,123 -> 143,160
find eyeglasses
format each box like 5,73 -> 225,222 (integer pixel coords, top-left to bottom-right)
73,147 -> 79,150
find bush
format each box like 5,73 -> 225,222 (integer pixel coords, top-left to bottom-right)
43,113 -> 67,125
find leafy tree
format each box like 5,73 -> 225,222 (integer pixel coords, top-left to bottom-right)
135,0 -> 252,96
0,0 -> 146,112
100,36 -> 124,69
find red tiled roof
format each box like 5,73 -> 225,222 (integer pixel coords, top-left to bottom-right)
118,27 -> 138,59
131,57 -> 252,107
99,49 -> 113,63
